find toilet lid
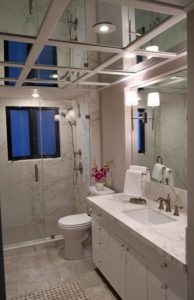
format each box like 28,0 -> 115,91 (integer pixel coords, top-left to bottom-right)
58,213 -> 91,227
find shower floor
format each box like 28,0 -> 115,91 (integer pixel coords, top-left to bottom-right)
4,239 -> 118,300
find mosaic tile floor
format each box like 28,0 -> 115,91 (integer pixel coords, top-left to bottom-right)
12,280 -> 89,300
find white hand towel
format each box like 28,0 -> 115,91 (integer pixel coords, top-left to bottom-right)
152,163 -> 165,182
164,168 -> 174,186
124,169 -> 145,197
130,165 -> 150,181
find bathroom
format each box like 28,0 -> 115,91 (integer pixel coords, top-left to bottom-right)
0,0 -> 194,299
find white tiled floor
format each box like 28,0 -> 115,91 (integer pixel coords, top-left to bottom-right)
4,240 -> 118,300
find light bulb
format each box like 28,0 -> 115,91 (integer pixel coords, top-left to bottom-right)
147,92 -> 160,107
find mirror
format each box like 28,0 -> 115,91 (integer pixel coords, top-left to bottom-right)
130,70 -> 187,190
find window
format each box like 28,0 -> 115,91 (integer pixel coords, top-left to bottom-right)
4,41 -> 57,87
137,108 -> 146,154
6,107 -> 60,161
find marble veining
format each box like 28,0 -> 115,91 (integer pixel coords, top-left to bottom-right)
0,93 -> 101,246
87,192 -> 187,270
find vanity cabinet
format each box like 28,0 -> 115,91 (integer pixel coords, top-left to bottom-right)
125,246 -> 147,300
92,218 -> 147,300
91,205 -> 187,300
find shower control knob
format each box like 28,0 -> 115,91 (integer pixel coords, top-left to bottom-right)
161,262 -> 168,269
161,283 -> 168,290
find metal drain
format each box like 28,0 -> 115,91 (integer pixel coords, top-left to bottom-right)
12,280 -> 89,300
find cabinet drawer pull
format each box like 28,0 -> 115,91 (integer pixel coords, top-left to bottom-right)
161,283 -> 168,290
161,262 -> 168,269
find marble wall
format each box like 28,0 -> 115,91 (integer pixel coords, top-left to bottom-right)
0,90 -> 100,245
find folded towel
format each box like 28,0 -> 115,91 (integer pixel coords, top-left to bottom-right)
130,165 -> 150,181
164,168 -> 174,186
124,169 -> 145,197
152,163 -> 165,182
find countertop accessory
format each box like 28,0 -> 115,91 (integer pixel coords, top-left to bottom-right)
129,197 -> 147,204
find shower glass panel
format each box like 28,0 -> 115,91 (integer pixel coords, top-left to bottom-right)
0,101 -> 45,246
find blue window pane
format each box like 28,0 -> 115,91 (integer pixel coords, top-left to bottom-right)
36,110 -> 57,156
5,41 -> 30,63
5,41 -> 30,86
10,110 -> 31,158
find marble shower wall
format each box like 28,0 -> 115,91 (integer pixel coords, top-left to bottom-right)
74,90 -> 101,213
131,93 -> 187,190
0,91 -> 100,245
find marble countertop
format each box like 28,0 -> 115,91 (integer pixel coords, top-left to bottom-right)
87,193 -> 187,271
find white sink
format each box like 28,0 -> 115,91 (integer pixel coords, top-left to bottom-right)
123,208 -> 176,225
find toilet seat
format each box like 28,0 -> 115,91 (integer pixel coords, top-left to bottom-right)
58,213 -> 91,229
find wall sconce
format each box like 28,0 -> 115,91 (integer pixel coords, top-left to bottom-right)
146,45 -> 159,59
125,90 -> 141,130
147,92 -> 160,129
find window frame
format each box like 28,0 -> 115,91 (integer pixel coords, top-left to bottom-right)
6,106 -> 60,161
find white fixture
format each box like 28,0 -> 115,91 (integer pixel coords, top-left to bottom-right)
146,45 -> 159,59
32,90 -> 40,98
49,73 -> 58,79
58,186 -> 116,259
123,208 -> 176,225
125,52 -> 136,59
125,90 -> 139,106
58,213 -> 92,259
66,109 -> 76,123
147,92 -> 160,107
92,22 -> 116,34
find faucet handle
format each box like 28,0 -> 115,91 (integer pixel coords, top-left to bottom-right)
156,197 -> 164,210
174,205 -> 183,216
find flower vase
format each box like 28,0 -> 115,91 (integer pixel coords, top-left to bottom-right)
96,182 -> 104,191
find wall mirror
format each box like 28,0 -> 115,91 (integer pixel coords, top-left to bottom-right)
130,69 -> 187,190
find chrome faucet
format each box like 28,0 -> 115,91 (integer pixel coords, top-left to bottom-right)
156,194 -> 171,212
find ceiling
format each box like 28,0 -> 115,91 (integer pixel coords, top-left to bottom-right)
0,0 -> 191,100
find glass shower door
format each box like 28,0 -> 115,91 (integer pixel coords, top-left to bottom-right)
0,104 -> 45,246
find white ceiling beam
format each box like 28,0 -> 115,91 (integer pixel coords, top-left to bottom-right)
74,14 -> 185,85
98,70 -> 134,75
33,64 -> 91,73
24,79 -> 72,85
0,62 -> 24,68
99,50 -> 187,91
100,0 -> 185,16
78,82 -> 111,86
47,39 -> 124,54
135,49 -> 177,59
0,34 -> 34,44
16,0 -> 71,87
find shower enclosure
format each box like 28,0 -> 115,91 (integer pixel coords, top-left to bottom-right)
0,97 -> 91,247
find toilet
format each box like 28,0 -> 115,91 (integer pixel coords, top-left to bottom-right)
58,213 -> 91,259
58,186 -> 115,259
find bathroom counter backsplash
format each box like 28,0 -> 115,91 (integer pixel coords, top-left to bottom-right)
87,192 -> 187,271
143,181 -> 187,213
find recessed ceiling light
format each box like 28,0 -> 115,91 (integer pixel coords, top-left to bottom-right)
92,22 -> 116,34
125,52 -> 136,59
32,91 -> 40,98
49,73 -> 58,79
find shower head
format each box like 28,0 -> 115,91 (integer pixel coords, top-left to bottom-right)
59,109 -> 76,126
